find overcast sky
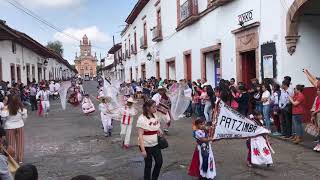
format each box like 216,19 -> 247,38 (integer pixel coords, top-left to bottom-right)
0,0 -> 137,64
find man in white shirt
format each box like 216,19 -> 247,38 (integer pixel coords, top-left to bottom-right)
36,85 -> 51,117
279,80 -> 293,138
49,81 -> 55,100
54,81 -> 61,100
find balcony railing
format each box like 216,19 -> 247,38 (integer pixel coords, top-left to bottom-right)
177,0 -> 200,31
131,44 -> 137,54
180,0 -> 198,21
152,26 -> 163,42
125,50 -> 130,59
140,36 -> 148,49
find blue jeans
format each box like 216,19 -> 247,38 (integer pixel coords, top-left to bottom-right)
186,101 -> 192,114
263,105 -> 271,130
292,114 -> 303,137
255,102 -> 263,113
204,101 -> 212,123
194,103 -> 201,117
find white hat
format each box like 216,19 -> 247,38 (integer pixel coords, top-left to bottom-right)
158,86 -> 166,90
201,82 -> 209,88
126,97 -> 136,103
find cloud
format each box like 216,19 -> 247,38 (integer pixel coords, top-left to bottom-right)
53,26 -> 112,45
14,0 -> 87,9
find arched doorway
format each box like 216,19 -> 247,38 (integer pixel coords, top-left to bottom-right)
285,0 -> 320,122
285,0 -> 318,55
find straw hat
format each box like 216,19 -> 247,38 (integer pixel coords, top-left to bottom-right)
126,97 -> 136,104
157,86 -> 166,91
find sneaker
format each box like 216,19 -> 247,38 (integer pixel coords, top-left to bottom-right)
163,129 -> 169,134
123,144 -> 130,149
104,133 -> 109,137
313,145 -> 318,151
272,132 -> 282,136
314,144 -> 320,151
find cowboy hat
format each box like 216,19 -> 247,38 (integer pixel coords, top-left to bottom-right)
157,86 -> 166,90
126,97 -> 136,104
99,96 -> 111,102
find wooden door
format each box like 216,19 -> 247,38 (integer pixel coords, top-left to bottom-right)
185,54 -> 192,81
143,22 -> 147,45
156,62 -> 160,79
130,68 -> 133,81
10,64 -> 15,82
241,51 -> 256,87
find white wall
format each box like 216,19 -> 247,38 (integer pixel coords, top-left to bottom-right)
121,0 -> 320,88
0,40 -> 74,84
0,40 -> 42,84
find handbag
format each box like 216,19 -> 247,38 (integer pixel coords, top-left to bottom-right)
1,146 -> 19,174
305,123 -> 319,137
158,136 -> 168,149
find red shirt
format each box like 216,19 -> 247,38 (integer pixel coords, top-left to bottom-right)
292,92 -> 305,115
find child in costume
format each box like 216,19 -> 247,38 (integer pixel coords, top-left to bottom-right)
247,111 -> 273,167
120,97 -> 137,148
152,86 -> 172,134
189,118 -> 216,179
36,85 -> 50,117
99,97 -> 118,137
81,94 -> 95,115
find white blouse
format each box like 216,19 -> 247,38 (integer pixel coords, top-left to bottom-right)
136,114 -> 160,147
4,108 -> 27,129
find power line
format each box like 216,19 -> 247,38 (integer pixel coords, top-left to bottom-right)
5,0 -> 108,51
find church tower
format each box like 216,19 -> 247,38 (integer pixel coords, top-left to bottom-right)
74,34 -> 97,78
80,34 -> 92,56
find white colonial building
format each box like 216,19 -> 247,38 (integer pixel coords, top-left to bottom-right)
0,20 -> 76,85
120,0 -> 319,89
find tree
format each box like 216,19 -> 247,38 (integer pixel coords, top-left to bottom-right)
47,41 -> 64,56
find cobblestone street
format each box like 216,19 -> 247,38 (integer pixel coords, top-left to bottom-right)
22,81 -> 320,180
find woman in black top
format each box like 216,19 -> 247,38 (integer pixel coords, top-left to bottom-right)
237,85 -> 249,116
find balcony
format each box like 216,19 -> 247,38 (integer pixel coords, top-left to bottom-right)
177,0 -> 200,31
131,44 -> 137,54
140,36 -> 148,49
122,53 -> 125,61
152,26 -> 163,42
125,50 -> 130,59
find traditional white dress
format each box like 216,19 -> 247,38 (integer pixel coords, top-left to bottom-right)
81,97 -> 95,114
250,136 -> 273,165
99,103 -> 118,134
120,106 -> 137,145
194,130 -> 216,179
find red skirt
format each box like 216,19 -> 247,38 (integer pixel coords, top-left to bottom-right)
188,146 -> 200,177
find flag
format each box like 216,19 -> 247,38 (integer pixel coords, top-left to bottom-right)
213,101 -> 270,140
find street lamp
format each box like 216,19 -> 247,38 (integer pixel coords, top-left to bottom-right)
147,52 -> 152,61
43,59 -> 48,66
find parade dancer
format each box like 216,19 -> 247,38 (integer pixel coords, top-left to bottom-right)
54,81 -> 61,100
123,82 -> 134,101
188,118 -> 216,179
247,111 -> 273,167
36,85 -> 50,117
99,97 -> 118,137
81,94 -> 95,115
120,97 -> 137,148
152,86 -> 172,134
49,81 -> 55,100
